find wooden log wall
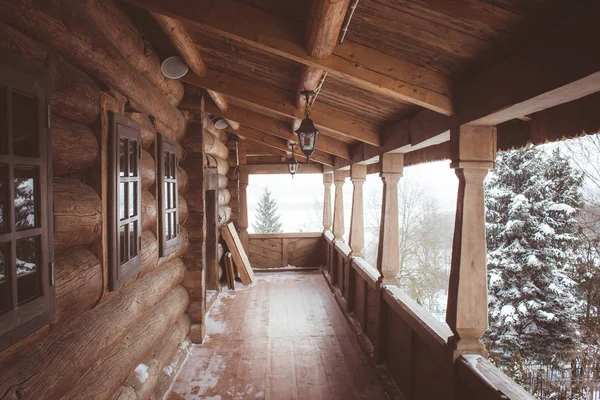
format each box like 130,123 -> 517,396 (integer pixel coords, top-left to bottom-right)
0,5 -> 194,397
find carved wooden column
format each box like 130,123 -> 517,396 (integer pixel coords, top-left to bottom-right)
323,172 -> 333,231
377,153 -> 403,284
332,170 -> 346,240
238,170 -> 249,251
349,164 -> 367,254
446,125 -> 497,358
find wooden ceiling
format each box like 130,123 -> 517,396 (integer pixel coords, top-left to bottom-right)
122,0 -> 599,169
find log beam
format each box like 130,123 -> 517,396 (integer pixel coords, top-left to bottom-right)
122,0 -> 453,114
51,116 -> 99,176
306,0 -> 350,59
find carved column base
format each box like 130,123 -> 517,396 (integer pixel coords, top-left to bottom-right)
448,337 -> 488,361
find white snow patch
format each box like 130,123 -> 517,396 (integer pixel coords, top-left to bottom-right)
538,310 -> 556,321
256,392 -> 265,399
163,365 -> 173,377
538,223 -> 555,235
135,363 -> 150,383
518,303 -> 528,314
500,305 -> 515,317
549,203 -> 575,214
179,339 -> 191,350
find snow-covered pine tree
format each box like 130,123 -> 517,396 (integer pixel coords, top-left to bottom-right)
484,146 -> 584,363
252,188 -> 283,233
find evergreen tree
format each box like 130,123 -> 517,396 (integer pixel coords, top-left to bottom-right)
484,146 -> 584,363
252,188 -> 283,233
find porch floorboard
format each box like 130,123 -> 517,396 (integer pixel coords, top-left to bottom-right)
166,270 -> 388,400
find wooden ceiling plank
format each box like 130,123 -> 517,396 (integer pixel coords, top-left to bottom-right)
121,0 -> 453,115
458,5 -> 600,126
182,70 -> 382,146
205,101 -> 352,159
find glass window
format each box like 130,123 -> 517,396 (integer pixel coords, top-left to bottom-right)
13,167 -> 37,230
0,56 -> 54,351
158,135 -> 179,257
12,90 -> 38,158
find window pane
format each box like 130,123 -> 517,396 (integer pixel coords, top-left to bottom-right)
0,165 -> 6,233
129,182 -> 137,218
164,181 -> 169,210
0,242 -> 8,313
119,138 -> 126,178
129,140 -> 137,177
12,90 -> 38,158
165,213 -> 170,240
169,213 -> 175,240
119,181 -> 126,220
0,86 -> 6,155
16,236 -> 40,304
119,224 -> 127,265
171,153 -> 176,179
14,167 -> 37,230
129,222 -> 137,258
171,212 -> 178,239
170,183 -> 176,209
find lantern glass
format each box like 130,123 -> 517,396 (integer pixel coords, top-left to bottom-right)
287,156 -> 298,176
295,117 -> 320,157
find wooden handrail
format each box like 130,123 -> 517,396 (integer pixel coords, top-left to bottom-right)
334,240 -> 352,258
383,285 -> 453,352
350,257 -> 379,289
457,355 -> 536,399
249,232 -> 323,239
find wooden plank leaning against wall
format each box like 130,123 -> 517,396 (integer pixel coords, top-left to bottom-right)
0,0 -> 227,396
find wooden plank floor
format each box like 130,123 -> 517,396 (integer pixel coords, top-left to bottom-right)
167,271 -> 388,400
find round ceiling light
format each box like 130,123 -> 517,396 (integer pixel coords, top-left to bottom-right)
211,116 -> 230,130
161,56 -> 189,79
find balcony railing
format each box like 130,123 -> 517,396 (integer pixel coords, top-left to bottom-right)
321,232 -> 535,400
247,232 -> 325,269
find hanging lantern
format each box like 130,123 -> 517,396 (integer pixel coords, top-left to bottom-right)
295,90 -> 320,162
287,144 -> 299,177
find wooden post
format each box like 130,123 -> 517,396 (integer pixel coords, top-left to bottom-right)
323,172 -> 333,231
332,170 -> 346,240
239,170 -> 249,251
446,125 -> 497,358
376,153 -> 404,284
349,164 -> 367,254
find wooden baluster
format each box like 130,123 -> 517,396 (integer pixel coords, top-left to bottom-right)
323,172 -> 333,231
332,170 -> 346,240
374,153 -> 404,364
349,164 -> 367,255
377,154 -> 403,284
446,125 -> 497,358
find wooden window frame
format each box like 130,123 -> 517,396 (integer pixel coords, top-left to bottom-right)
109,112 -> 142,290
157,134 -> 179,257
0,51 -> 54,351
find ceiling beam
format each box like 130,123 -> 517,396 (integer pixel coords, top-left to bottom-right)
182,71 -> 382,146
241,163 -> 324,175
151,11 -> 237,128
122,0 -> 453,115
296,66 -> 325,109
306,0 -> 350,59
336,109 -> 453,169
233,125 -> 335,166
204,101 -> 352,159
458,4 -> 600,126
496,91 -> 600,151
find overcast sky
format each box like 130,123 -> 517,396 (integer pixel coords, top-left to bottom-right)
247,160 -> 459,234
